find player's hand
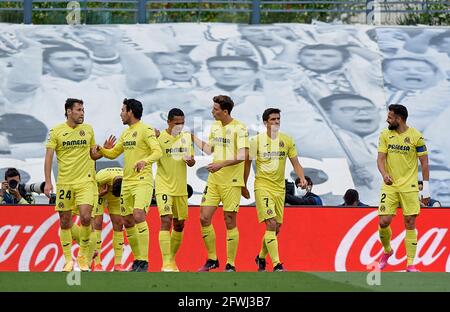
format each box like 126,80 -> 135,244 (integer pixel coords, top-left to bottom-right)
98,184 -> 109,197
383,174 -> 393,185
207,162 -> 223,173
9,186 -> 21,199
298,176 -> 308,189
241,186 -> 250,199
0,181 -> 7,195
134,161 -> 147,173
184,155 -> 196,167
103,135 -> 116,149
421,197 -> 430,207
155,128 -> 161,138
44,182 -> 53,198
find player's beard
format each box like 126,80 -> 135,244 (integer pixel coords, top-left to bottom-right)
388,123 -> 398,130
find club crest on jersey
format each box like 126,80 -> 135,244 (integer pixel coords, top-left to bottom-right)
267,209 -> 273,215
279,141 -> 284,148
132,131 -> 138,138
79,130 -> 85,136
404,137 -> 410,144
379,205 -> 385,212
164,205 -> 170,212
58,202 -> 64,209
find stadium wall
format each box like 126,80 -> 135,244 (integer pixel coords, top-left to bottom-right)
1,205 -> 449,272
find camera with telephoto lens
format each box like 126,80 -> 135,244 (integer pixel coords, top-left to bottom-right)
23,182 -> 45,194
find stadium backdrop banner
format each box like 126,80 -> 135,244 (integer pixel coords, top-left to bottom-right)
1,23 -> 450,207
0,205 -> 449,272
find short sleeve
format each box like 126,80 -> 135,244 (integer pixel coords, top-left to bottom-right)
415,132 -> 428,156
287,136 -> 298,158
45,129 -> 57,150
236,124 -> 249,150
248,136 -> 257,160
377,131 -> 387,153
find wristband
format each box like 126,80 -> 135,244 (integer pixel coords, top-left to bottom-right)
421,180 -> 430,198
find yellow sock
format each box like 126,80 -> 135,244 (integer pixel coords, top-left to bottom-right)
79,225 -> 91,258
379,226 -> 392,253
60,229 -> 72,263
405,229 -> 417,266
125,226 -> 141,261
94,230 -> 102,265
226,227 -> 239,266
70,223 -> 80,245
113,231 -> 124,265
170,230 -> 183,259
259,236 -> 268,259
159,230 -> 171,267
264,230 -> 280,267
201,224 -> 217,260
87,230 -> 97,262
136,221 -> 149,261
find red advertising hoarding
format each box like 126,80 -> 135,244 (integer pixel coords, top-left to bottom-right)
1,206 -> 449,272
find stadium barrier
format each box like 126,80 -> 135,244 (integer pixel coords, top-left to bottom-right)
1,205 -> 449,272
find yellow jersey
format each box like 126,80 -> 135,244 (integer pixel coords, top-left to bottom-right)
250,132 -> 297,194
96,167 -> 123,188
378,127 -> 428,192
46,122 -> 96,185
156,130 -> 194,196
207,119 -> 249,187
100,121 -> 162,185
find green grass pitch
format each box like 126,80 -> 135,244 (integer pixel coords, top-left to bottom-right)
1,272 -> 449,292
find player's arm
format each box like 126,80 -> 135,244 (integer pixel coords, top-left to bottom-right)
419,154 -> 430,204
142,133 -> 163,164
99,135 -> 124,159
377,152 -> 393,185
207,147 -> 248,173
289,156 -> 307,188
44,148 -> 54,198
184,138 -> 196,167
98,183 -> 109,197
192,133 -> 213,155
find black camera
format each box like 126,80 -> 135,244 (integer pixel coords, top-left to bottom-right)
49,193 -> 56,205
8,179 -> 18,189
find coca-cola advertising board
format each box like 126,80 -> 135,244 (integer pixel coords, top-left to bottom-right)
1,206 -> 449,272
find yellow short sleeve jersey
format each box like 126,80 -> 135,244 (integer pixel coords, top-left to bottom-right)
46,122 -> 96,185
378,127 -> 428,192
156,130 -> 194,196
207,119 -> 249,187
101,121 -> 162,185
250,132 -> 297,193
96,167 -> 123,188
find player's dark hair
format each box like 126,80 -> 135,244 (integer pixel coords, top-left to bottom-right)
343,189 -> 359,206
213,95 -> 234,114
123,98 -> 143,119
65,98 -> 83,118
4,168 -> 20,180
262,108 -> 281,122
168,108 -> 185,121
112,177 -> 122,197
318,93 -> 373,112
388,104 -> 408,121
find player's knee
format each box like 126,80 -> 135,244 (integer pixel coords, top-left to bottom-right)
123,216 -> 135,228
79,215 -> 91,226
200,215 -> 211,226
173,223 -> 184,232
160,215 -> 172,230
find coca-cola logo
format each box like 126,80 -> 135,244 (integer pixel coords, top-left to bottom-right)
335,211 -> 450,271
0,212 -> 133,271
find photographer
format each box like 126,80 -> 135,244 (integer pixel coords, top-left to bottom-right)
0,168 -> 35,204
285,176 -> 323,206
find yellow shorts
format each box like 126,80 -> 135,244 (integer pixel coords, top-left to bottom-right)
378,191 -> 420,216
200,183 -> 241,212
255,189 -> 285,224
120,183 -> 152,216
55,182 -> 95,212
96,192 -> 121,216
156,194 -> 188,220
